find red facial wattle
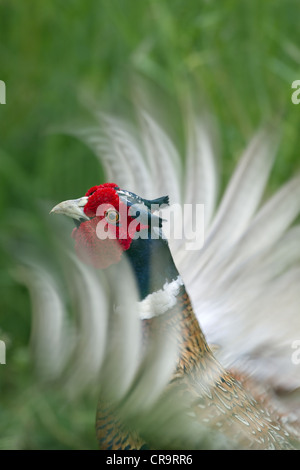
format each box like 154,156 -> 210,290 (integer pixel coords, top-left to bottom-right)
71,183 -> 137,269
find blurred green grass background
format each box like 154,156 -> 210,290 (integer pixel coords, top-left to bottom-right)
0,0 -> 299,449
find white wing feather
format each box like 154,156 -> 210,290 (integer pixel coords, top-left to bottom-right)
19,108 -> 300,440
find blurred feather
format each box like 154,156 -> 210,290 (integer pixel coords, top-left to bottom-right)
184,117 -> 218,231
13,264 -> 70,380
15,103 -> 300,447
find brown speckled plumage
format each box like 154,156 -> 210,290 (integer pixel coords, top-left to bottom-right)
96,286 -> 295,450
96,401 -> 147,450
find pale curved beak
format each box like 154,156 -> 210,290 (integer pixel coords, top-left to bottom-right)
50,197 -> 89,221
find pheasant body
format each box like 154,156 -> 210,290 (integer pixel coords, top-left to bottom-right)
157,289 -> 293,450
96,276 -> 294,449
51,170 -> 299,449
123,235 -> 294,449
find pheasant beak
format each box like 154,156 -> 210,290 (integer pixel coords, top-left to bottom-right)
50,197 -> 90,221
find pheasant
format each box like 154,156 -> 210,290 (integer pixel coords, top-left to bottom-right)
51,179 -> 298,450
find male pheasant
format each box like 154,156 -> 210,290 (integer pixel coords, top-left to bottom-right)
51,179 -> 298,450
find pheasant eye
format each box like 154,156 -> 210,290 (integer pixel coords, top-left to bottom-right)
105,209 -> 119,224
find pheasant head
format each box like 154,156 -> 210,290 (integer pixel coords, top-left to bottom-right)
51,183 -> 172,294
